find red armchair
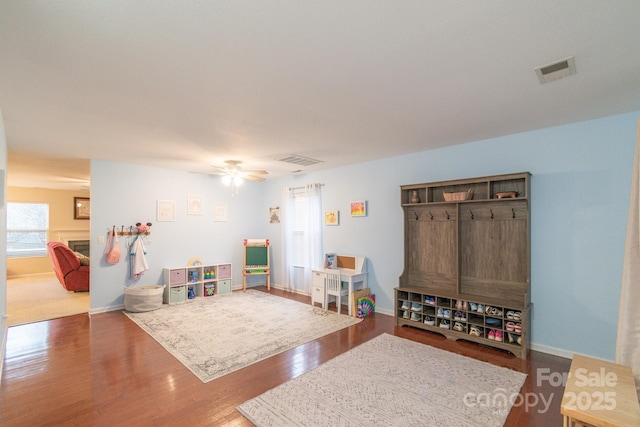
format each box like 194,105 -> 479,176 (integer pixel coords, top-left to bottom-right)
46,242 -> 90,292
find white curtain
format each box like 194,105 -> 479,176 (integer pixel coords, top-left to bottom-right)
280,186 -> 296,290
302,183 -> 324,293
616,117 -> 640,398
280,183 -> 323,293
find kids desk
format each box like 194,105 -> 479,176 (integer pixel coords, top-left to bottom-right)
314,255 -> 367,316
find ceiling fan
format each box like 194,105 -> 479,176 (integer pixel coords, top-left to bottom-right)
210,160 -> 269,184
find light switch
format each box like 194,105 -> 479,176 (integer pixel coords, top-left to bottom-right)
98,235 -> 105,244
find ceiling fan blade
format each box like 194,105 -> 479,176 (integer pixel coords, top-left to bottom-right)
244,174 -> 266,182
241,169 -> 269,175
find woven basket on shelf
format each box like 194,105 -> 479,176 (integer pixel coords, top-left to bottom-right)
443,188 -> 473,201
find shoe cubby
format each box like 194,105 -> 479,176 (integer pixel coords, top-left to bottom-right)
394,288 -> 529,358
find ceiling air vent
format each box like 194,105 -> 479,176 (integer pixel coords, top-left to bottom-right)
276,154 -> 323,167
534,56 -> 576,84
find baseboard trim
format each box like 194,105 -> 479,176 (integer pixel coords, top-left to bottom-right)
90,304 -> 124,315
7,272 -> 56,280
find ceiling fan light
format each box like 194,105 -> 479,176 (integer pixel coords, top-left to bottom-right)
221,175 -> 232,185
233,176 -> 244,186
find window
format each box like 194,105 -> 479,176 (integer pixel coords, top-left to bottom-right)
292,189 -> 307,266
7,202 -> 49,258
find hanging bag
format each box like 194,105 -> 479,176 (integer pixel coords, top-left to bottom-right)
106,229 -> 121,264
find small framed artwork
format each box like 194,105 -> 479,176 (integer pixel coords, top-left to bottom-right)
157,200 -> 176,222
270,206 -> 280,223
213,203 -> 228,222
325,210 -> 339,225
350,201 -> 367,217
187,195 -> 203,215
74,197 -> 90,220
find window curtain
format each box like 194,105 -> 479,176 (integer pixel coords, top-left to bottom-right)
280,183 -> 323,293
302,183 -> 323,293
280,186 -> 296,290
616,117 -> 640,399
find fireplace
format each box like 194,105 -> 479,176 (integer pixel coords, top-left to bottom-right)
68,240 -> 90,257
57,230 -> 90,257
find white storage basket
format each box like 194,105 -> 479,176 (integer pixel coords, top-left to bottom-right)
124,285 -> 165,312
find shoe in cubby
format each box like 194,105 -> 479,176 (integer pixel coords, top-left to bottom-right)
424,295 -> 436,305
453,322 -> 465,332
410,302 -> 422,312
469,325 -> 483,337
506,310 -> 522,321
400,300 -> 409,310
485,306 -> 504,317
410,312 -> 421,321
402,310 -> 410,319
424,316 -> 435,326
485,317 -> 502,328
439,319 -> 450,329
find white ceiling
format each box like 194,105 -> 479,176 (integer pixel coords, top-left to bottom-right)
1,1 -> 640,190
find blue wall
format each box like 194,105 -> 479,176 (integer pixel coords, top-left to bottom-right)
91,111 -> 638,360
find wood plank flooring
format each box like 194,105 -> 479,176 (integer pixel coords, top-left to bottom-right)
1,287 -> 570,426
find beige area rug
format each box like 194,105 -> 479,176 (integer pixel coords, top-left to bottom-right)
7,274 -> 90,326
238,333 -> 527,427
124,290 -> 362,383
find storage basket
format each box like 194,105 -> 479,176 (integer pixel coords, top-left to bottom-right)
124,285 -> 165,312
443,189 -> 473,201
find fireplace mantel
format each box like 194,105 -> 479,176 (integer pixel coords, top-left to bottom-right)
56,230 -> 90,245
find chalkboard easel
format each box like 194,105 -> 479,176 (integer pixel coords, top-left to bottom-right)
243,238 -> 270,291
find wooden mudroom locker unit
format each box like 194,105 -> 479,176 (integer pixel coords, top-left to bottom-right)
396,172 -> 531,358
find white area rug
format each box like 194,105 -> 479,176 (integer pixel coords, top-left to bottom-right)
124,290 -> 361,383
238,333 -> 527,427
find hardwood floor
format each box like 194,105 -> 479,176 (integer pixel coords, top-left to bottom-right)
0,287 -> 570,426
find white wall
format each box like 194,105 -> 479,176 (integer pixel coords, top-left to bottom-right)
89,111 -> 638,361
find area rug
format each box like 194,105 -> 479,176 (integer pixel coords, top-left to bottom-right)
237,333 -> 527,427
124,290 -> 361,383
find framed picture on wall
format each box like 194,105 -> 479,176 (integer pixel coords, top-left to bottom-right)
74,197 -> 90,220
325,210 -> 339,225
157,200 -> 176,222
350,201 -> 367,217
187,195 -> 203,215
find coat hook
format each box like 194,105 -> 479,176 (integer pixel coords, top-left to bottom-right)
470,209 -> 474,220
445,210 -> 450,220
490,209 -> 494,219
414,212 -> 419,220
429,211 -> 434,220
121,225 -> 124,233
512,208 -> 516,219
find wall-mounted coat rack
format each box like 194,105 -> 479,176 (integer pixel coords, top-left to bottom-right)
110,223 -> 153,236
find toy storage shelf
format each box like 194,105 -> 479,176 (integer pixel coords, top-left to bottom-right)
163,263 -> 232,305
398,172 -> 530,359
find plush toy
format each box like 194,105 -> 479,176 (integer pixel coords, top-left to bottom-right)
136,222 -> 152,233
